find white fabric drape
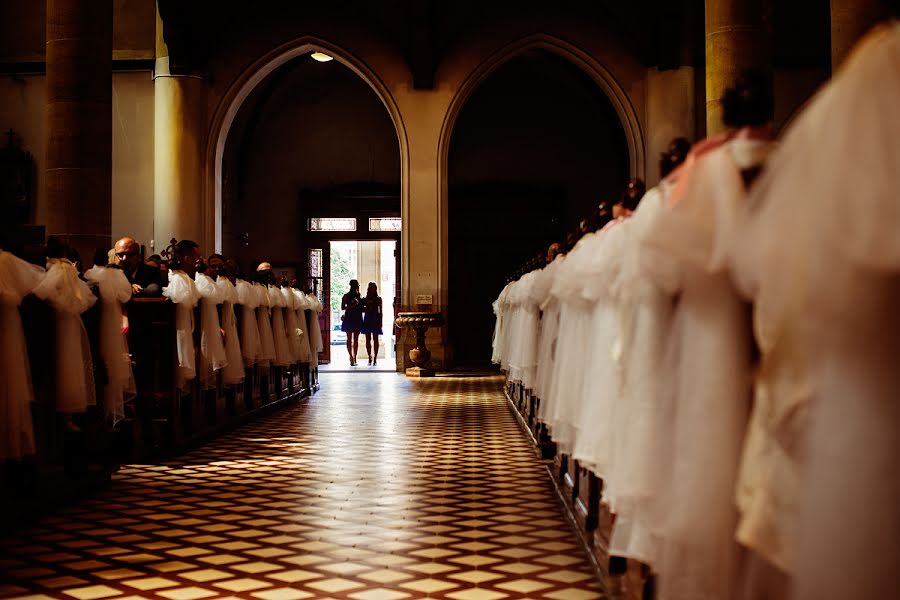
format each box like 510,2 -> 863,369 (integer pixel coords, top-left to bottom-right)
254,282 -> 277,369
269,286 -> 293,367
33,258 -> 97,414
640,137 -> 773,600
0,251 -> 44,458
162,270 -> 200,390
306,293 -> 323,369
491,22 -> 900,600
505,271 -> 541,390
605,183 -> 677,566
728,23 -> 900,600
216,277 -> 245,385
543,231 -> 601,455
195,273 -> 228,389
84,266 -> 136,426
491,141 -> 772,600
236,279 -> 261,367
282,287 -> 303,363
492,282 -> 513,368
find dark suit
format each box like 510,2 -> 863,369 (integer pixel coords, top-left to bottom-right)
126,262 -> 164,296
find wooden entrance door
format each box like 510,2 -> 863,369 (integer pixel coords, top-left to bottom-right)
305,246 -> 331,364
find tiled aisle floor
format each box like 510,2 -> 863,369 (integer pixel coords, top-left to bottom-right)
0,374 -> 603,600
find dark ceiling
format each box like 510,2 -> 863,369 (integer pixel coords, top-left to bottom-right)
157,0 -> 832,86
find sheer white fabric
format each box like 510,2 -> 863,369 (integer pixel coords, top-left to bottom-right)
506,273 -> 541,389
254,282 -> 277,369
0,251 -> 44,458
728,23 -> 900,600
281,287 -> 304,363
306,293 -> 324,369
639,136 -> 773,600
269,286 -> 293,367
84,266 -> 136,426
503,281 -> 520,376
216,277 -> 245,385
544,232 -> 601,453
491,296 -> 501,365
195,273 -> 228,390
162,270 -> 200,390
33,258 -> 97,413
572,219 -> 629,486
605,183 -> 678,566
235,279 -> 261,367
508,284 -> 523,378
533,256 -> 565,409
491,283 -> 513,367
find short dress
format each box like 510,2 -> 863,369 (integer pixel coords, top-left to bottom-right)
361,296 -> 383,335
341,294 -> 363,332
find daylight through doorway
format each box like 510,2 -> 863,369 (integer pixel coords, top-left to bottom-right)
323,240 -> 397,371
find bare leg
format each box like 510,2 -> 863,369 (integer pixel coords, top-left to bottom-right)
346,333 -> 354,365
373,334 -> 379,365
365,333 -> 372,364
352,331 -> 360,364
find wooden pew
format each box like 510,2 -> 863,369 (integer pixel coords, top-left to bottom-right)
0,295 -> 117,532
1,285 -> 321,533
503,373 -> 652,600
127,298 -> 320,445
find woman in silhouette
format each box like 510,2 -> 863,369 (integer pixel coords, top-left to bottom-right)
361,282 -> 384,366
341,279 -> 363,366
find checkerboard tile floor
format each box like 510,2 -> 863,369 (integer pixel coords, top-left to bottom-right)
0,374 -> 603,600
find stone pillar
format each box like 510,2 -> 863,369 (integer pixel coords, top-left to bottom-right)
45,0 -> 113,261
153,4 -> 206,253
404,138 -> 445,370
831,0 -> 882,70
646,67 -> 697,186
705,0 -> 772,134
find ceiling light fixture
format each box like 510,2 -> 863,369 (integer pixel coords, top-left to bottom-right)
310,52 -> 334,62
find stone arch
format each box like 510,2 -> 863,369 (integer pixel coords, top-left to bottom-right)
436,32 -> 646,300
205,36 -> 410,253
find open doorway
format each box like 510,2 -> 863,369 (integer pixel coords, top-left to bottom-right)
324,240 -> 397,371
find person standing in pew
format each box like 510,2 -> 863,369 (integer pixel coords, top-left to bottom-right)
114,237 -> 163,297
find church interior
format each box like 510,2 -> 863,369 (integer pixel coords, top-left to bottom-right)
1,1 -> 899,599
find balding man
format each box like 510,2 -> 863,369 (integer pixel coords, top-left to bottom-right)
256,261 -> 275,285
114,237 -> 163,296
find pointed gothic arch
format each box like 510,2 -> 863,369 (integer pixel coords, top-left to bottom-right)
204,37 -> 410,254
436,33 -> 646,313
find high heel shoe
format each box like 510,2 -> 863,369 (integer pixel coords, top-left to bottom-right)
368,356 -> 373,366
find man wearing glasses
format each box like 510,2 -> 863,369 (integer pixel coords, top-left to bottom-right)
114,237 -> 163,296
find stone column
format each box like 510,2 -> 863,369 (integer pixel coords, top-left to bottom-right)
646,67 -> 697,185
383,95 -> 447,371
153,3 -> 206,253
45,0 -> 113,261
831,0 -> 882,70
705,0 -> 772,134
